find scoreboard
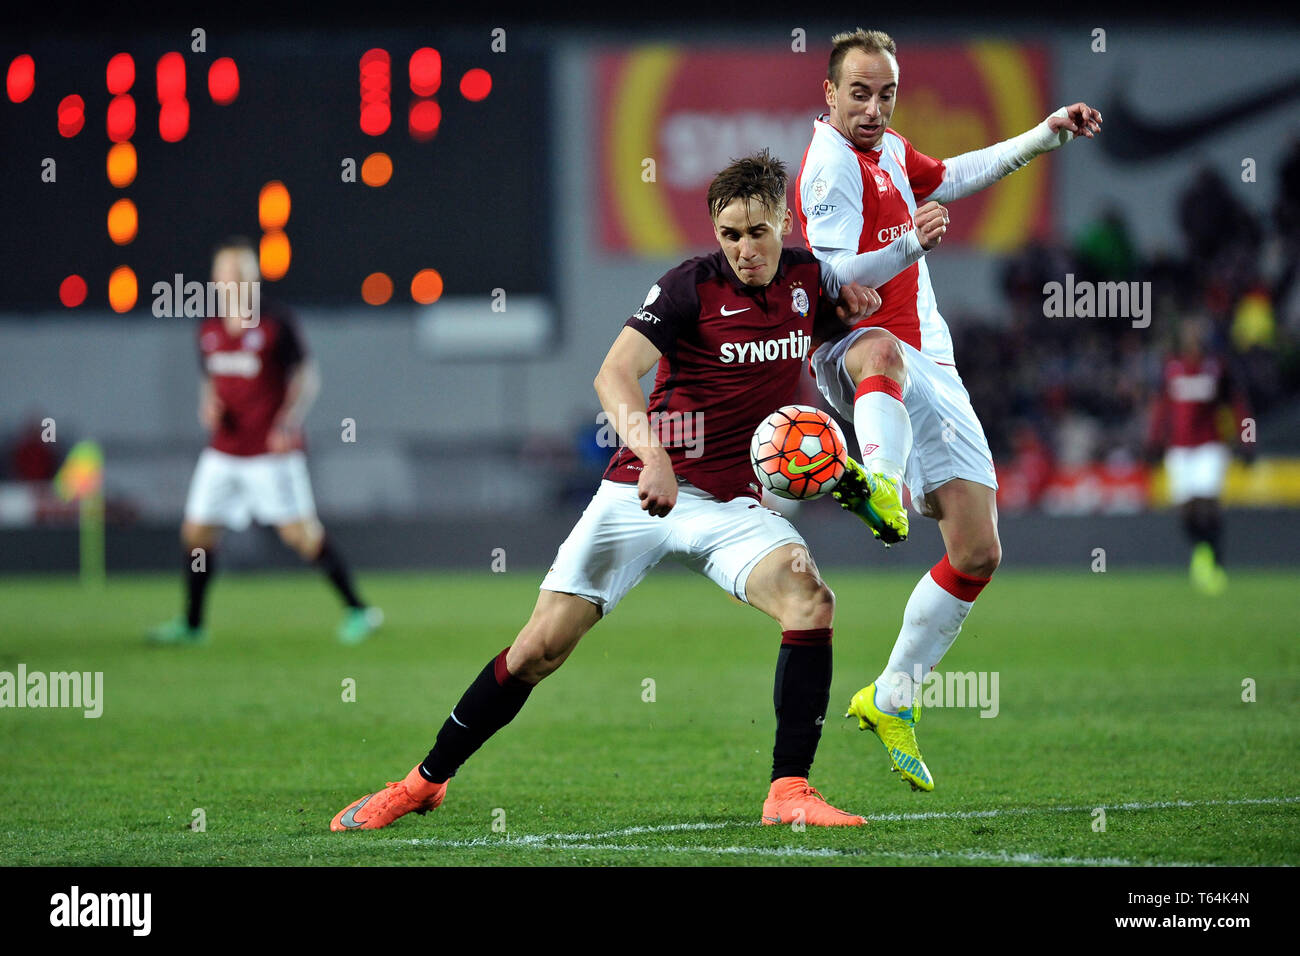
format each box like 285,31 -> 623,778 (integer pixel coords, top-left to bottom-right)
0,31 -> 551,312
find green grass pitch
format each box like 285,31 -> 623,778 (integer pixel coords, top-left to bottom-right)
1,567 -> 1296,866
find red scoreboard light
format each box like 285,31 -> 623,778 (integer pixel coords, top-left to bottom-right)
7,54 -> 35,103
359,48 -> 391,136
208,57 -> 239,105
57,94 -> 85,137
408,98 -> 441,141
156,52 -> 185,101
409,47 -> 441,96
106,53 -> 134,94
59,275 -> 87,308
460,68 -> 491,102
106,94 -> 135,142
159,97 -> 189,142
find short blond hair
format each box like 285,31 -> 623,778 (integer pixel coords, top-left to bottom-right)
828,29 -> 897,86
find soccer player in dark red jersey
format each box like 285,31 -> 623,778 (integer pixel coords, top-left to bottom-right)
1146,320 -> 1254,594
331,151 -> 883,831
148,238 -> 381,646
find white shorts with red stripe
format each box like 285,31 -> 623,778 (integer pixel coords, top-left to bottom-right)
540,479 -> 806,616
811,326 -> 998,510
183,448 -> 318,530
1165,442 -> 1228,504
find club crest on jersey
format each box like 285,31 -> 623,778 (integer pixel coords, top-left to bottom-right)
874,172 -> 888,195
791,287 -> 809,317
242,327 -> 265,350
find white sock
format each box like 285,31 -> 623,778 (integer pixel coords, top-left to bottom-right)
874,564 -> 984,713
852,379 -> 911,484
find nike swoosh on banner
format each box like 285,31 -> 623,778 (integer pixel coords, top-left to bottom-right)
788,454 -> 831,474
719,306 -> 750,316
339,793 -> 374,828
763,815 -> 781,823
1101,75 -> 1300,161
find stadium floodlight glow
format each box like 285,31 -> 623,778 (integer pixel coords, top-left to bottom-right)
59,274 -> 87,308
459,68 -> 491,102
156,52 -> 185,102
258,181 -> 291,231
57,94 -> 85,137
7,54 -> 35,103
361,152 -> 392,187
208,57 -> 239,105
361,272 -> 393,305
106,94 -> 136,143
108,265 -> 138,313
158,97 -> 189,142
409,47 -> 441,96
107,142 -> 137,187
408,98 -> 440,141
107,198 -> 138,245
106,52 -> 134,94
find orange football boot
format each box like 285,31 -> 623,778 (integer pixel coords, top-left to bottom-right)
761,776 -> 867,827
330,764 -> 447,831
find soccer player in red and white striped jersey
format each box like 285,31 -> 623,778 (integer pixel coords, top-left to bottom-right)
796,29 -> 1101,791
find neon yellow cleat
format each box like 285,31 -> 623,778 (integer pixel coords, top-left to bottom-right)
845,682 -> 934,792
832,457 -> 908,545
1190,542 -> 1227,596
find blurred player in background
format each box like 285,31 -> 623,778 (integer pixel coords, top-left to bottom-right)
1146,319 -> 1254,595
331,152 -> 882,832
796,28 -> 1101,791
148,238 -> 382,646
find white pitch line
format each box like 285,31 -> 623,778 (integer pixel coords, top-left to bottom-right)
865,794 -> 1300,823
397,837 -> 1139,866
389,795 -> 1299,865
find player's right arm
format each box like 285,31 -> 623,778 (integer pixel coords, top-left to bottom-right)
593,327 -> 677,517
801,151 -> 946,296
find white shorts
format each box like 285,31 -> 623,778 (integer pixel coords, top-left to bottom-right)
811,327 -> 998,510
183,448 -> 318,529
1165,442 -> 1228,504
540,479 -> 807,616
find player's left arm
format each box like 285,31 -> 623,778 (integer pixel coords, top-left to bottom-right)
268,318 -> 317,453
923,103 -> 1103,204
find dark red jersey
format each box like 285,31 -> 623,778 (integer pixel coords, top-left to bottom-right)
197,305 -> 306,457
603,248 -> 842,501
1148,354 -> 1251,449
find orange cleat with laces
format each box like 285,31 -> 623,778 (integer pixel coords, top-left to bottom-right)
761,776 -> 867,827
330,763 -> 447,831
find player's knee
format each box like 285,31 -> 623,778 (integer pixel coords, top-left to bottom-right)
508,621 -> 581,683
847,331 -> 905,383
952,540 -> 1001,579
785,578 -> 835,630
181,522 -> 217,551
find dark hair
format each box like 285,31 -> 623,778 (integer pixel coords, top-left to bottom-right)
828,28 -> 897,86
706,149 -> 788,221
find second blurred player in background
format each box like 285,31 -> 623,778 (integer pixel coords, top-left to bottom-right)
148,238 -> 382,646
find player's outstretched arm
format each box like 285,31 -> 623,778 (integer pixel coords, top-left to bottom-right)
593,327 -> 676,517
927,103 -> 1102,203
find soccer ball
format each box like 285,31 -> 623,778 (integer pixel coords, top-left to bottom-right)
750,405 -> 848,500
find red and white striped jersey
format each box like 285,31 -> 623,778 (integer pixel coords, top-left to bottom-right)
796,116 -> 955,364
